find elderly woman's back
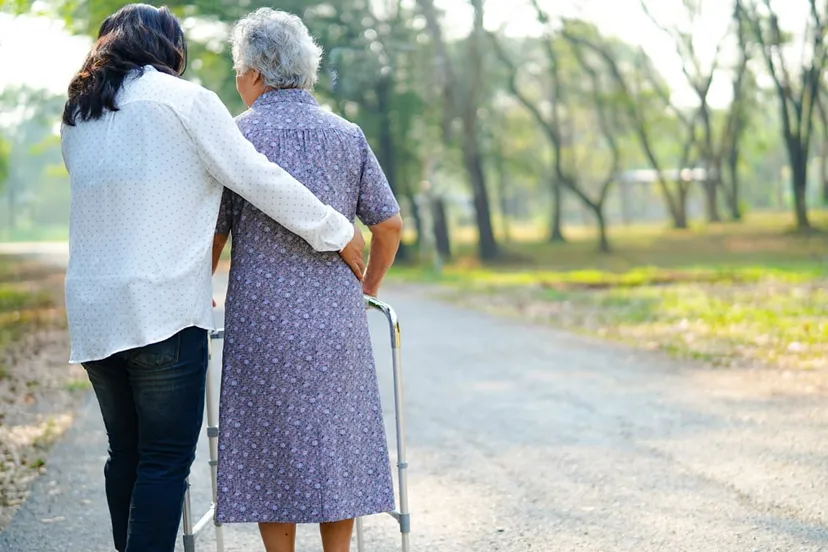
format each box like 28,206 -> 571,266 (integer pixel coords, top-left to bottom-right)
218,89 -> 397,256
215,89 -> 400,517
212,9 -> 402,551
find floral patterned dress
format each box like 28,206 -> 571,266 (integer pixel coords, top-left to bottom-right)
214,89 -> 399,524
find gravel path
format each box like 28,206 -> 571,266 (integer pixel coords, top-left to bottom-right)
0,267 -> 827,551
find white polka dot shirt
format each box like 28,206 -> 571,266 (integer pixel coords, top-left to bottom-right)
61,66 -> 354,364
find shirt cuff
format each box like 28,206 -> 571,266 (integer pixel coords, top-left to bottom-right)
321,207 -> 354,252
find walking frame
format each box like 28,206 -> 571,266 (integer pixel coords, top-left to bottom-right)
182,295 -> 411,552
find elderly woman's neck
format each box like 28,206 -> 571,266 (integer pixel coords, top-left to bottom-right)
244,86 -> 307,108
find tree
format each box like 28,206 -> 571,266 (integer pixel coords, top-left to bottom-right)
743,0 -> 828,230
0,87 -> 66,236
490,12 -> 619,252
310,0 -> 426,262
487,33 -> 566,243
640,0 -> 729,223
563,22 -> 695,229
17,0 -> 433,255
817,86 -> 828,204
416,0 -> 500,260
719,0 -> 755,220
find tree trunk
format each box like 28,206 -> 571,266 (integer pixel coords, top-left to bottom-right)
703,177 -> 721,223
431,197 -> 452,260
595,207 -> 610,253
466,0 -> 498,261
726,138 -> 742,221
699,102 -> 721,223
462,137 -> 499,260
821,135 -> 828,206
792,161 -> 811,230
549,176 -> 565,242
674,184 -> 689,229
496,151 -> 512,243
789,140 -> 811,230
726,163 -> 742,221
408,193 -> 423,249
375,76 -> 410,262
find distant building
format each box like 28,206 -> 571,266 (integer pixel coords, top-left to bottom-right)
616,168 -> 709,184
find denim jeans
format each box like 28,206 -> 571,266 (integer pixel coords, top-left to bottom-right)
84,326 -> 208,552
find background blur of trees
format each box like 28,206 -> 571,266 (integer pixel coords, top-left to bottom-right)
1,0 -> 827,257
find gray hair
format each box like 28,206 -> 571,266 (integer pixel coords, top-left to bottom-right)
230,8 -> 322,90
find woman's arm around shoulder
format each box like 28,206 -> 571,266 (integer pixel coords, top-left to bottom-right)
180,87 -> 365,278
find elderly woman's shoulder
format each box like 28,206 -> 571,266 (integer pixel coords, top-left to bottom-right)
316,108 -> 364,137
236,101 -> 366,140
234,108 -> 254,125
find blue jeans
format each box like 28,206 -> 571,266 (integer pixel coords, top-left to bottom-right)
84,326 -> 208,552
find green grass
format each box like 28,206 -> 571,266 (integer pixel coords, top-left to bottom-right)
537,281 -> 828,370
0,286 -> 54,313
390,212 -> 828,370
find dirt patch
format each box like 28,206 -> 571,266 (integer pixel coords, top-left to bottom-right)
0,257 -> 83,530
0,328 -> 84,530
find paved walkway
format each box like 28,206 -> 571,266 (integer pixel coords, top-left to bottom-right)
1,269 -> 827,551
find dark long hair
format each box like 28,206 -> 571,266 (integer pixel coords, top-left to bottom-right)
63,4 -> 187,126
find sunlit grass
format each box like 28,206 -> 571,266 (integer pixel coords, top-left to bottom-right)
543,281 -> 828,370
391,212 -> 828,370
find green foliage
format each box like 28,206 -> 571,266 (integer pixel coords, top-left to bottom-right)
0,86 -> 68,240
0,286 -> 53,313
0,137 -> 9,193
2,0 -> 825,251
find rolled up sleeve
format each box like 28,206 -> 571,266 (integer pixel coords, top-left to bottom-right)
356,130 -> 400,227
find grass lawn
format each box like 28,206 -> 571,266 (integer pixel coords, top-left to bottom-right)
389,211 -> 828,371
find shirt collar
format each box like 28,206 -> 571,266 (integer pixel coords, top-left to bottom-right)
253,89 -> 318,108
126,65 -> 157,83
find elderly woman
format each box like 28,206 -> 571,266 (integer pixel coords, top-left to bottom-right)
211,8 -> 403,552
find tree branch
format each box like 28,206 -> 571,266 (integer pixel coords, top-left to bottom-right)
744,0 -> 796,147
561,24 -> 682,219
570,42 -> 621,206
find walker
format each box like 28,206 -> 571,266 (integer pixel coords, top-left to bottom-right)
181,295 -> 411,552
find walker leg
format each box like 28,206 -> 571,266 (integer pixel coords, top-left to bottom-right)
182,479 -> 196,552
391,336 -> 411,552
208,331 -> 225,552
364,296 -> 411,552
356,517 -> 366,552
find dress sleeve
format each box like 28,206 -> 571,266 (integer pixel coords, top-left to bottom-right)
180,87 -> 353,252
355,129 -> 400,227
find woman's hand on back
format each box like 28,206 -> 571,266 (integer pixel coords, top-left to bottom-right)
339,224 -> 366,281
